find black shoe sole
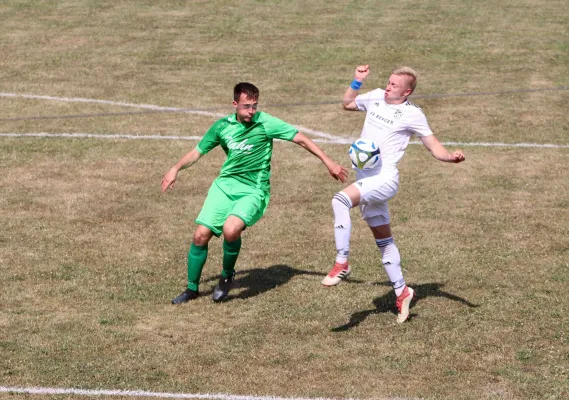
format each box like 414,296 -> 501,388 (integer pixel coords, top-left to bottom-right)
171,289 -> 199,304
212,287 -> 229,302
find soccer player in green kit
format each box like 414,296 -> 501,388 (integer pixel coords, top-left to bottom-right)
162,82 -> 348,304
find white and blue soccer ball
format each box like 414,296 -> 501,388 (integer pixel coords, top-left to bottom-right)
349,138 -> 380,169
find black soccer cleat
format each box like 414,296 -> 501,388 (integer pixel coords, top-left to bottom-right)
212,273 -> 234,303
171,288 -> 199,304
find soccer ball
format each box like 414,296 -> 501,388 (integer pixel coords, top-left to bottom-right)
349,138 -> 380,169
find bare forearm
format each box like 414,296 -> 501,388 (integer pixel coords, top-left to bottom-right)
421,135 -> 465,163
162,148 -> 205,192
343,87 -> 360,108
293,133 -> 333,167
343,65 -> 369,110
172,148 -> 201,171
292,132 -> 348,182
429,142 -> 454,162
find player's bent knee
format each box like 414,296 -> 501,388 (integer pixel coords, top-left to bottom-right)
193,226 -> 213,246
193,235 -> 211,246
222,229 -> 242,242
222,218 -> 245,241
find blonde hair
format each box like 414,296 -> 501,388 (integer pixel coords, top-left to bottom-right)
392,66 -> 417,92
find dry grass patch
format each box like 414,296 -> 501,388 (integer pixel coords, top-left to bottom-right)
1,139 -> 568,399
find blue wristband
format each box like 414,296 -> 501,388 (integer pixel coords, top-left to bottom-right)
350,79 -> 363,90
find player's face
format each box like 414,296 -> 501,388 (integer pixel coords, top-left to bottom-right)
384,74 -> 413,104
233,93 -> 258,123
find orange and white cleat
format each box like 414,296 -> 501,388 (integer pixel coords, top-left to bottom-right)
396,286 -> 415,323
321,262 -> 351,286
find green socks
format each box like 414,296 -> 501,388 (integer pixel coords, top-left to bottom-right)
187,243 -> 208,291
222,237 -> 241,279
186,238 -> 241,290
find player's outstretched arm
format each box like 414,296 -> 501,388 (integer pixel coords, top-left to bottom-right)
420,135 -> 465,163
292,133 -> 348,182
343,64 -> 370,111
161,148 -> 203,192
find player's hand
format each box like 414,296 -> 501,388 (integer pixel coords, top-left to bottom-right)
161,168 -> 178,192
354,65 -> 370,82
449,150 -> 465,163
328,163 -> 349,183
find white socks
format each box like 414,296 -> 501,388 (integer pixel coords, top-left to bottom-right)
332,192 -> 352,264
376,237 -> 406,296
332,192 -> 406,296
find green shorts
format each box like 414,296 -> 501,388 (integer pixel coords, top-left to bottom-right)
195,177 -> 269,237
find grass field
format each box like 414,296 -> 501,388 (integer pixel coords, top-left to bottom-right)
1,1 -> 568,399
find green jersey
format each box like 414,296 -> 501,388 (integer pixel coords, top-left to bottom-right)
196,111 -> 298,192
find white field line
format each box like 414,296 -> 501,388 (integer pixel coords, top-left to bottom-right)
2,92 -> 568,148
0,92 -> 217,114
1,132 -> 568,149
0,386 -> 364,400
0,132 -> 204,141
414,140 -> 569,149
0,92 -> 350,144
0,132 -> 344,144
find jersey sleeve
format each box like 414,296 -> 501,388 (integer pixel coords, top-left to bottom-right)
355,89 -> 384,111
407,109 -> 433,137
261,113 -> 298,141
196,118 -> 228,154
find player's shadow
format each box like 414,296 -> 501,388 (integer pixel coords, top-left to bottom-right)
201,264 -> 329,300
331,282 -> 480,332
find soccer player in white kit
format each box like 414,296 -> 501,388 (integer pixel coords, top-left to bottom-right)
322,65 -> 465,323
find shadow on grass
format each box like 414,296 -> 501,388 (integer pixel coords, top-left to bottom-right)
331,282 -> 480,332
201,264 -> 326,300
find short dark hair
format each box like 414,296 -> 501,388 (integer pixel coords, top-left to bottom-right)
234,82 -> 259,102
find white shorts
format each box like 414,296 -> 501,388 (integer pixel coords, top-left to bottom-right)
354,167 -> 399,227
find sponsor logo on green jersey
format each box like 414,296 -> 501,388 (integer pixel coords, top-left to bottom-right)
227,136 -> 254,153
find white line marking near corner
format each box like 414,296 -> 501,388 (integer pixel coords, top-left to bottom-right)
0,92 -> 351,144
0,132 -> 204,141
0,92 -> 210,113
0,132 -> 345,143
0,386 -> 361,400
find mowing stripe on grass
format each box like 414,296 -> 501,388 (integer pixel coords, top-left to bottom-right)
0,386 -> 367,400
1,132 -> 568,149
1,86 -> 568,121
0,132 -> 347,144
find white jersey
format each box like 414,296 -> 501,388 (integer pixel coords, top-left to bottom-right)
355,88 -> 433,175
